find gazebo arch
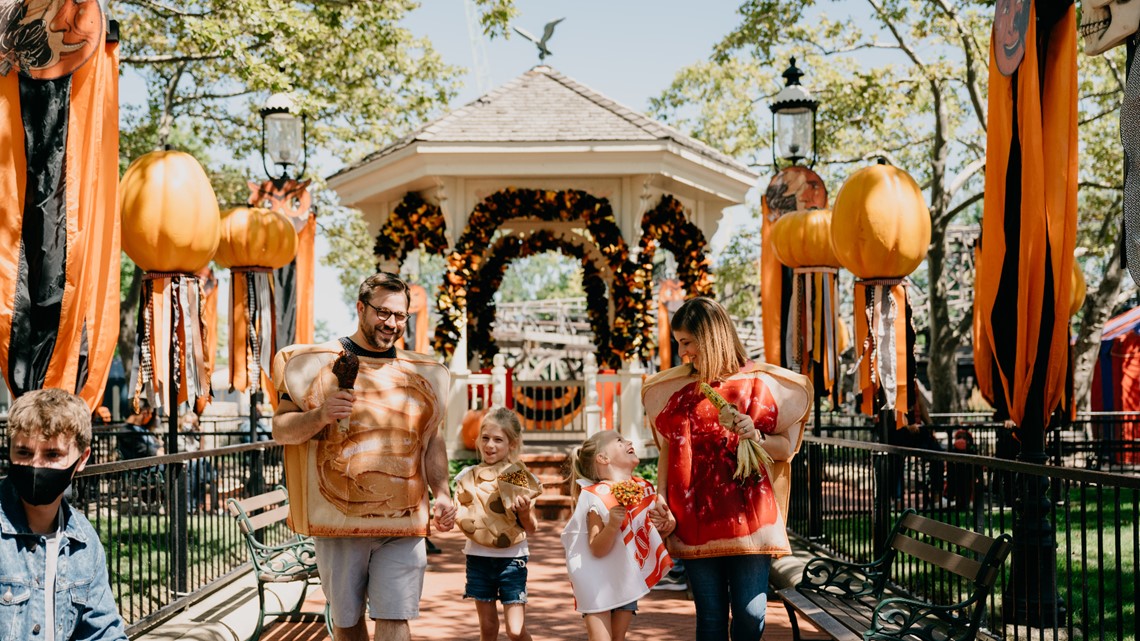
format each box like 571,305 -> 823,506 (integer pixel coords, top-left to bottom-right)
434,187 -> 642,365
467,229 -> 616,367
372,192 -> 448,271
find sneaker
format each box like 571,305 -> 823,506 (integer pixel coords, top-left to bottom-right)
652,575 -> 687,591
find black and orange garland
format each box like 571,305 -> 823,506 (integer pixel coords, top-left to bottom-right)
433,188 -> 648,364
467,230 -> 614,367
372,192 -> 449,268
636,195 -> 715,352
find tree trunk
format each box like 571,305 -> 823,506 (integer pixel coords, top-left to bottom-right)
117,264 -> 143,390
1072,236 -> 1125,412
925,226 -> 961,413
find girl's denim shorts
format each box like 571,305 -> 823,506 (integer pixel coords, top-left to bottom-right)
464,555 -> 528,604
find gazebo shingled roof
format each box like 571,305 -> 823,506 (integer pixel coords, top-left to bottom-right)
331,65 -> 753,180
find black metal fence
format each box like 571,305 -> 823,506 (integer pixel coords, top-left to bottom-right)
69,441 -> 287,635
787,434 -> 1140,640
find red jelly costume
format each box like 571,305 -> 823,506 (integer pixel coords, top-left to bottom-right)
642,362 -> 811,559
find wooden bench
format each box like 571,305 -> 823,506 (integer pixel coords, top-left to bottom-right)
779,510 -> 1012,641
227,485 -> 329,641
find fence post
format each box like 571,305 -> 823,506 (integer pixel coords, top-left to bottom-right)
619,361 -> 647,455
167,297 -> 189,596
491,354 -> 508,407
583,353 -> 601,436
808,369 -> 824,541
872,407 -> 892,560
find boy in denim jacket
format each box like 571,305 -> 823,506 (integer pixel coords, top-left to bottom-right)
1,388 -> 127,640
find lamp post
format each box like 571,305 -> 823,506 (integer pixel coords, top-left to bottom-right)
246,92 -> 308,494
768,57 -> 824,540
768,57 -> 819,169
260,92 -> 308,186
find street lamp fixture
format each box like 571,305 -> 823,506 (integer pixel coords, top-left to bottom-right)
769,57 -> 819,168
260,92 -> 307,183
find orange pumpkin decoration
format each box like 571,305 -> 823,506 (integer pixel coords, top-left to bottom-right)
215,207 -> 299,269
461,407 -> 488,451
770,209 -> 841,268
830,161 -> 931,278
120,150 -> 220,273
1070,262 -> 1086,317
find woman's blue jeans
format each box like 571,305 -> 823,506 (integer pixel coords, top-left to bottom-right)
684,554 -> 771,641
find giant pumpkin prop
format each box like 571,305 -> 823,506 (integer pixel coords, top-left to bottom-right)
771,209 -> 842,403
217,207 -> 298,396
120,150 -> 219,413
249,178 -> 315,349
832,160 -> 930,426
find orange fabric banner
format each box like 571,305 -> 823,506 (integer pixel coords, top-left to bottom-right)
49,39 -> 121,409
977,3 -> 1078,428
0,35 -> 119,410
295,213 -> 316,344
0,67 -> 27,401
761,195 -> 783,367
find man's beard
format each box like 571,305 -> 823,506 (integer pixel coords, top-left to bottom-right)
362,322 -> 398,351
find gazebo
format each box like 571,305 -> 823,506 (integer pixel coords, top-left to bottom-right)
328,66 -> 757,454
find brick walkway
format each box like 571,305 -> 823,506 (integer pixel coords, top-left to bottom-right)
262,528 -> 825,640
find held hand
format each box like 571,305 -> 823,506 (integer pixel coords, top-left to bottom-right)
723,408 -> 760,442
319,389 -> 354,426
512,494 -> 532,515
607,504 -> 628,528
648,498 -> 675,536
433,495 -> 457,532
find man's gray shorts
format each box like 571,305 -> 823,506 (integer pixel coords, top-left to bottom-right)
315,536 -> 427,626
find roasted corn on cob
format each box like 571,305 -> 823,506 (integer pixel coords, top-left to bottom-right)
699,383 -> 773,482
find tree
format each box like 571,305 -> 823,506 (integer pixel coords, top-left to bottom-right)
651,0 -> 1125,412
112,0 -> 517,375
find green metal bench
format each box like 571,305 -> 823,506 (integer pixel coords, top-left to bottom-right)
779,510 -> 1012,641
227,485 -> 330,640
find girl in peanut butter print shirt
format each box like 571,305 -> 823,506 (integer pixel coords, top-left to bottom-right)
642,297 -> 812,641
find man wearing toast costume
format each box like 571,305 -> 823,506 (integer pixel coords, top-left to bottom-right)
273,272 -> 455,641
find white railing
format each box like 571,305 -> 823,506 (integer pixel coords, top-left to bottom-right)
446,354 -> 656,456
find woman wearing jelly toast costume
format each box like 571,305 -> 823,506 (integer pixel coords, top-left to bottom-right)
642,297 -> 811,641
561,431 -> 676,641
454,408 -> 540,641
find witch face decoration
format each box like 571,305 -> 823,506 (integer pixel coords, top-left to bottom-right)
993,0 -> 1030,76
0,0 -> 103,79
764,166 -> 828,223
1081,0 -> 1140,56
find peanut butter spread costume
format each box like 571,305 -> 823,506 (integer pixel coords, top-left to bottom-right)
642,362 -> 811,559
454,461 -> 542,550
271,340 -> 449,537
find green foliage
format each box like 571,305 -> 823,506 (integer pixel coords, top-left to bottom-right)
316,188 -> 375,309
634,458 -> 658,486
714,206 -> 762,318
498,252 -> 586,303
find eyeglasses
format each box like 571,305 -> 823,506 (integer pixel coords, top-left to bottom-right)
362,300 -> 410,324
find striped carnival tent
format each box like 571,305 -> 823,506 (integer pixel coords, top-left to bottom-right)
1090,306 -> 1140,463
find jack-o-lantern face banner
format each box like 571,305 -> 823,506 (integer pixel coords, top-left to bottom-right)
0,2 -> 118,411
761,166 -> 828,367
249,178 -> 314,350
977,1 -> 1077,430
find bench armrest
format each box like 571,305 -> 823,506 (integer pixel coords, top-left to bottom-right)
867,594 -> 981,641
797,556 -> 885,598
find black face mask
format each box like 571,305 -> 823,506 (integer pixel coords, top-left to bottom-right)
7,457 -> 81,506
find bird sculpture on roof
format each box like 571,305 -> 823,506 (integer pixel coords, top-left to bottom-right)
513,17 -> 564,61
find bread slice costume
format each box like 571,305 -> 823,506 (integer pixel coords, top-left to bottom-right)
455,461 -> 542,550
642,362 -> 811,558
271,341 -> 449,537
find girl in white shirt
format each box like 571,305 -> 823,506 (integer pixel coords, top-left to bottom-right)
454,408 -> 539,641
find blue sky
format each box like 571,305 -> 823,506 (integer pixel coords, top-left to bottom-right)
124,1 -> 760,337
